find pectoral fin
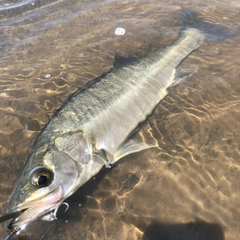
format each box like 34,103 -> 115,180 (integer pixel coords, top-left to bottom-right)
93,149 -> 111,168
113,139 -> 156,162
93,139 -> 156,167
93,124 -> 158,166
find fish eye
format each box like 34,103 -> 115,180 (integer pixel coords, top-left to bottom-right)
30,167 -> 54,187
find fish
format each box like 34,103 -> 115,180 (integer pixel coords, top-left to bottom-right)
2,17 -> 207,237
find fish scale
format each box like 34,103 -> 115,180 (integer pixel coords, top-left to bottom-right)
54,30 -> 200,141
51,28 -> 204,158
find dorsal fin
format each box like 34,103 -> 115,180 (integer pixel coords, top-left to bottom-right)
113,53 -> 138,68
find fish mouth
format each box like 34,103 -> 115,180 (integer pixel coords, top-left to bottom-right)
5,185 -> 63,231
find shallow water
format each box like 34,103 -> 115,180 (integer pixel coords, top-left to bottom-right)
0,0 -> 240,239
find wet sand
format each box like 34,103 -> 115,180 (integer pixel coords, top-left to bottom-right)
0,0 -> 240,239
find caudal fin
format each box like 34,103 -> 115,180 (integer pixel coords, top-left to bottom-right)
181,7 -> 237,43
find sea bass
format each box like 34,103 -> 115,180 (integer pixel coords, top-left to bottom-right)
2,27 -> 205,235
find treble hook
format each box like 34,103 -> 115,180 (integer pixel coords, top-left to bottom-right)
4,228 -> 19,240
53,202 -> 69,219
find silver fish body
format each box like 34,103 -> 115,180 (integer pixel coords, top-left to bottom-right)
5,27 -> 205,232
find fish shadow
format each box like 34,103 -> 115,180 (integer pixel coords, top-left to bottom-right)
58,165 -> 225,240
59,168 -> 225,240
142,221 -> 224,240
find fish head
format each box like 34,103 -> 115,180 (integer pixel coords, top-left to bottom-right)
5,140 -> 82,232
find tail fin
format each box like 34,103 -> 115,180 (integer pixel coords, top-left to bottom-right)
181,27 -> 206,47
180,7 -> 237,43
